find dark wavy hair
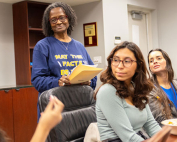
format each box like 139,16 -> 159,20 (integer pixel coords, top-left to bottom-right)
42,2 -> 77,36
148,48 -> 175,118
95,41 -> 153,110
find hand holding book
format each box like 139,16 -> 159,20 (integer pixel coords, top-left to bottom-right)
58,64 -> 103,86
58,75 -> 70,86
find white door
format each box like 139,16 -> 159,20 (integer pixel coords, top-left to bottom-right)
128,6 -> 152,66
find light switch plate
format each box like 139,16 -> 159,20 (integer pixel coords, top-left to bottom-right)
94,56 -> 102,64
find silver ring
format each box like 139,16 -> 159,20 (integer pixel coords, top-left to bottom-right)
63,83 -> 65,86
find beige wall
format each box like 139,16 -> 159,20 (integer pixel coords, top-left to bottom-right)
157,0 -> 177,78
0,2 -> 15,86
72,1 -> 105,89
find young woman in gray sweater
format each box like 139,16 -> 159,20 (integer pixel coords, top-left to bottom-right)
95,41 -> 161,142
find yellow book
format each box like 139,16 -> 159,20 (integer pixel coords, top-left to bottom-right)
69,64 -> 103,84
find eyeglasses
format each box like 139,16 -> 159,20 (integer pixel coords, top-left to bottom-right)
49,15 -> 68,24
111,57 -> 137,67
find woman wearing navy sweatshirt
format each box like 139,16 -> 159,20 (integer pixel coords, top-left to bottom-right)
31,2 -> 97,121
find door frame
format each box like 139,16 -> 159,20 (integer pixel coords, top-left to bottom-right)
127,5 -> 153,52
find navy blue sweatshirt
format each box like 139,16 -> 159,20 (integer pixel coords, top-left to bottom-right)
31,36 -> 97,93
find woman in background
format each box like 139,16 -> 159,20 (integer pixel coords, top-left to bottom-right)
148,49 -> 177,126
95,41 -> 161,142
31,2 -> 97,120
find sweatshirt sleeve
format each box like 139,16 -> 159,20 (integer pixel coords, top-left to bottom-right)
143,104 -> 162,137
31,44 -> 60,93
97,84 -> 144,142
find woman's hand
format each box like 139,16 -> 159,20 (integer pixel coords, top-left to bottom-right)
38,96 -> 64,131
30,96 -> 64,142
58,76 -> 70,86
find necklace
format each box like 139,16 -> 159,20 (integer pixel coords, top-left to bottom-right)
60,41 -> 70,50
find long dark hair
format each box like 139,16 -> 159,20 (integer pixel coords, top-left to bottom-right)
148,48 -> 176,119
95,41 -> 153,110
42,2 -> 77,36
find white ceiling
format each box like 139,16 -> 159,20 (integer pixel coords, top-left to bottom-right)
0,0 -> 100,6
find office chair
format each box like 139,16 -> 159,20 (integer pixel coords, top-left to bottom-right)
39,85 -> 96,142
